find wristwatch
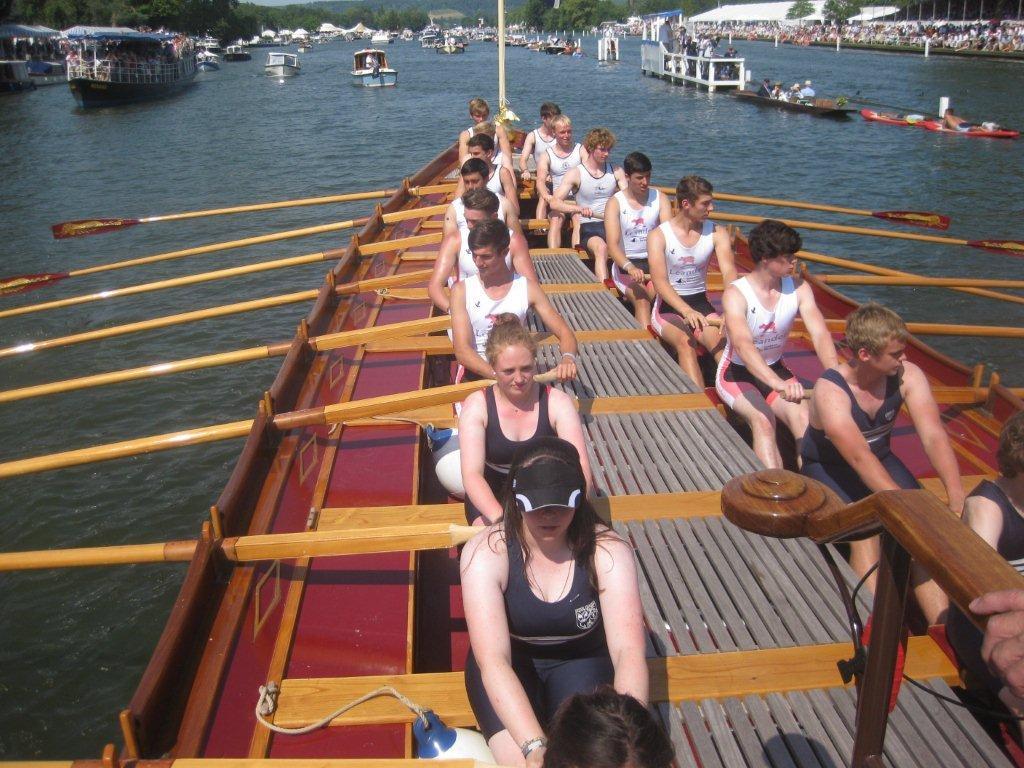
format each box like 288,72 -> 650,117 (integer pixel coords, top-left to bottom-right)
521,737 -> 547,757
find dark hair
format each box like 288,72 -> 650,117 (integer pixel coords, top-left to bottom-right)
747,219 -> 802,263
543,687 -> 675,768
499,437 -> 605,590
675,175 -> 713,205
998,410 -> 1024,478
460,157 -> 490,179
467,218 -> 510,253
461,187 -> 500,215
540,101 -> 561,119
467,132 -> 495,154
622,152 -> 652,176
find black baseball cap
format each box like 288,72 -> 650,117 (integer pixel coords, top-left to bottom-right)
510,439 -> 586,512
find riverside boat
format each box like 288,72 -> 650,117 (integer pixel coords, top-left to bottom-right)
3,130 -> 1023,767
65,27 -> 197,108
351,48 -> 397,87
264,52 -> 300,78
733,89 -> 856,118
223,45 -> 251,62
0,23 -> 65,86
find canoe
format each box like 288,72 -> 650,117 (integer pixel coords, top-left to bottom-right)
917,119 -> 1020,139
733,89 -> 856,118
860,108 -> 927,126
4,142 -> 1022,766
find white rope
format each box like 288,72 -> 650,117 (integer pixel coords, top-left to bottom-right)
255,683 -> 430,735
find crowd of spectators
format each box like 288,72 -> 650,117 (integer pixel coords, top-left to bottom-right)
692,19 -> 1024,53
66,36 -> 195,82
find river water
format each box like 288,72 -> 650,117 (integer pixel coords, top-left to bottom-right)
0,36 -> 1021,758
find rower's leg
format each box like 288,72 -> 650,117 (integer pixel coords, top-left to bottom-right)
627,286 -> 653,326
587,236 -> 609,281
655,317 -> 705,387
548,211 -> 565,248
570,213 -> 581,247
730,393 -> 784,468
769,396 -> 809,469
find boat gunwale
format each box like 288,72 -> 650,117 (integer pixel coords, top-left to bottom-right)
122,143 -> 458,757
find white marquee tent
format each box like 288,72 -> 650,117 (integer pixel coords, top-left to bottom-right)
689,2 -> 899,23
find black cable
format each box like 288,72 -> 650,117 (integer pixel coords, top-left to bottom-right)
901,674 -> 1024,722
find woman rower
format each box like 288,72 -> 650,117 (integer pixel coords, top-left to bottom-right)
604,152 -> 670,326
461,438 -> 648,767
648,175 -> 736,387
459,316 -> 593,525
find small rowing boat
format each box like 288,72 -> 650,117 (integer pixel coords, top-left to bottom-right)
733,89 -> 855,118
918,119 -> 1020,139
860,108 -> 927,126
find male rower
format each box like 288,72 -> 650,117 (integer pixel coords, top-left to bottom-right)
535,114 -> 588,248
648,176 -> 736,387
450,220 -> 578,381
942,106 -> 1000,132
605,152 -> 670,326
428,185 -> 536,313
801,303 -> 964,622
519,101 -> 561,185
458,97 -> 513,171
462,133 -> 520,216
716,220 -> 837,469
549,127 -> 626,280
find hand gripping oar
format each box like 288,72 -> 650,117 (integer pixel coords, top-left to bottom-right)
0,522 -> 481,572
48,183 -> 457,239
655,186 -> 950,230
712,212 -> 1024,256
1,203 -> 446,297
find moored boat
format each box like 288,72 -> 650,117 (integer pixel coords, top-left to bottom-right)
65,27 -> 197,108
264,51 -> 300,78
0,59 -> 34,93
918,119 -> 1019,139
733,89 -> 855,118
196,51 -> 219,71
0,23 -> 65,86
350,48 -> 397,87
860,107 -> 927,126
222,45 -> 251,62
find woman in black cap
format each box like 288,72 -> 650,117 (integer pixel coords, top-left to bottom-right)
460,437 -> 648,767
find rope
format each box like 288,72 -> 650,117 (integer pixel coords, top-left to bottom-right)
255,683 -> 430,735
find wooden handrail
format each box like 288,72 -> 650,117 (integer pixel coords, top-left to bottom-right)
720,469 -> 1024,628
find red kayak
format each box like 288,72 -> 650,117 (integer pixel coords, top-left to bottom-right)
859,108 -> 925,126
917,119 -> 1019,139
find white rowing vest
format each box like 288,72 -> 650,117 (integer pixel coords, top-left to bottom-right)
486,167 -> 505,198
615,189 -> 661,259
451,200 -> 511,280
546,143 -> 582,190
659,220 -> 715,296
723,276 -> 799,367
531,127 -> 557,165
467,123 -> 505,167
575,163 -> 616,223
464,273 -> 529,357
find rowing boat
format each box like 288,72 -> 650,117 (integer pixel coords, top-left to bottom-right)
733,89 -> 856,118
917,119 -> 1020,139
860,108 -> 926,126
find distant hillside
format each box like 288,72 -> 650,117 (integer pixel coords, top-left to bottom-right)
314,0 -> 527,22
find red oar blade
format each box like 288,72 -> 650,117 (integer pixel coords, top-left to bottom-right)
0,272 -> 70,296
51,218 -> 140,239
968,239 -> 1024,256
871,211 -> 950,230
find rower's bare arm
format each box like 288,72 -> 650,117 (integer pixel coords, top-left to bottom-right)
964,493 -> 1005,551
604,196 -> 627,267
509,232 -> 538,281
796,280 -> 838,369
579,144 -> 591,163
548,388 -> 594,493
451,284 -> 495,379
529,281 -> 578,380
461,535 -> 545,748
813,376 -> 904,492
495,124 -> 514,171
549,170 -> 581,215
656,191 -> 672,225
595,534 -> 650,705
613,165 -> 628,191
648,229 -> 693,316
519,132 -> 536,174
458,393 -> 504,525
500,168 -> 520,216
505,200 -> 525,238
901,360 -> 965,515
722,286 -> 789,391
713,225 -> 738,285
536,152 -> 552,201
457,129 -> 471,165
427,216 -> 460,312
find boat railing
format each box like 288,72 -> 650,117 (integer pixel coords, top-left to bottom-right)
640,41 -> 744,91
722,468 -> 1024,768
67,57 -> 196,85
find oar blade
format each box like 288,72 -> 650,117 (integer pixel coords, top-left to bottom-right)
51,217 -> 140,239
0,272 -> 69,296
872,211 -> 950,230
968,239 -> 1024,257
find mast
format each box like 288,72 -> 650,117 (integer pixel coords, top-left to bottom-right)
496,0 -> 518,124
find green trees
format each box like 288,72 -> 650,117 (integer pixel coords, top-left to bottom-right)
786,0 -> 816,19
823,0 -> 861,24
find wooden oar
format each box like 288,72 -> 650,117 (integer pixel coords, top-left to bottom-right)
0,379 -> 490,478
49,183 -> 457,239
1,204 -> 445,297
0,267 -> 435,359
814,274 -> 1024,290
0,522 -> 479,572
694,315 -> 1022,338
796,248 -> 1024,307
712,212 -> 1024,255
0,315 -> 452,404
655,185 -> 949,230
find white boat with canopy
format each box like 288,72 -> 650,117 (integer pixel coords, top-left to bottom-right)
351,48 -> 396,87
264,51 -> 300,77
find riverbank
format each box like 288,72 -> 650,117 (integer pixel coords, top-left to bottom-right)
750,35 -> 1024,61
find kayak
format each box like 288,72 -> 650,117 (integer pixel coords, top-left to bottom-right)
917,119 -> 1020,139
859,108 -> 926,126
